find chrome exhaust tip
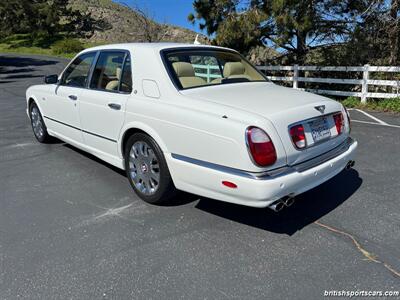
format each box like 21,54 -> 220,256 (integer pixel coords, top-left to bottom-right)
283,196 -> 295,207
269,200 -> 285,212
345,160 -> 354,170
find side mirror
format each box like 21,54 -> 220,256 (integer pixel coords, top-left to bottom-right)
44,74 -> 59,84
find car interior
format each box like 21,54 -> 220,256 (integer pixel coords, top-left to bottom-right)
167,51 -> 266,89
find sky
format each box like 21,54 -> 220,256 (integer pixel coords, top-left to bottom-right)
114,0 -> 202,33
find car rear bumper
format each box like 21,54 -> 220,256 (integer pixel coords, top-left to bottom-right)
167,137 -> 358,208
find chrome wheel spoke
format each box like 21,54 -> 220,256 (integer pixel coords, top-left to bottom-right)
31,107 -> 44,138
128,140 -> 160,196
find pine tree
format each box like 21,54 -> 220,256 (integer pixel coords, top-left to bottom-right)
189,0 -> 378,63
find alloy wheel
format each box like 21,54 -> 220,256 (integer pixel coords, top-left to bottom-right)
31,106 -> 44,139
128,141 -> 160,196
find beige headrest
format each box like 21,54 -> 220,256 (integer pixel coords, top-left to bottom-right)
172,62 -> 195,77
116,67 -> 122,80
223,62 -> 245,77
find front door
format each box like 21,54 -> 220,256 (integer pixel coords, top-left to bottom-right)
45,52 -> 97,144
79,51 -> 133,157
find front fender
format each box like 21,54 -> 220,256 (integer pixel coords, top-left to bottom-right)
25,90 -> 41,119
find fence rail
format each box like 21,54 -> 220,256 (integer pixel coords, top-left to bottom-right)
258,64 -> 400,102
193,64 -> 400,102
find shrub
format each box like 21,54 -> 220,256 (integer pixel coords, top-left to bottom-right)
52,38 -> 84,55
340,96 -> 400,113
341,96 -> 359,108
32,32 -> 61,48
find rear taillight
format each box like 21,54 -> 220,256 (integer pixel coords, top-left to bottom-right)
246,126 -> 277,167
289,124 -> 306,149
333,112 -> 345,135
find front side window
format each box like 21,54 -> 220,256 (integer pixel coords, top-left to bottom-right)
62,52 -> 96,88
163,49 -> 267,89
90,51 -> 127,92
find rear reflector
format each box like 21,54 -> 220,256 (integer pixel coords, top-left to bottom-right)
289,124 -> 306,149
333,113 -> 345,135
246,127 -> 277,167
222,181 -> 237,188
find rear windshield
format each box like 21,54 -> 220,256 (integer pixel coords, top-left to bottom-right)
162,49 -> 267,90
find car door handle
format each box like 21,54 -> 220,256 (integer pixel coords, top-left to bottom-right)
108,103 -> 121,110
68,95 -> 78,101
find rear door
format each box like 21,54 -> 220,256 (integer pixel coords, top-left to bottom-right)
45,52 -> 97,143
79,50 -> 132,157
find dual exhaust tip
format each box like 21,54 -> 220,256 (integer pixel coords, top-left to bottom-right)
269,160 -> 355,212
269,195 -> 295,212
346,160 -> 355,170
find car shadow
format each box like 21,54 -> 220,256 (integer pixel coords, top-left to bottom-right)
62,143 -> 127,177
195,169 -> 362,235
61,143 -> 205,206
60,142 -> 361,217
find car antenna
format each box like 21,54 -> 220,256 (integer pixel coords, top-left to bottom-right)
194,34 -> 201,45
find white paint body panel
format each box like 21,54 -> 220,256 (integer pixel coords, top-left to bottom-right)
26,43 -> 357,208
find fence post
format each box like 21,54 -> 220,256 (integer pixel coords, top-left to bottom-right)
361,64 -> 369,103
293,64 -> 299,89
206,65 -> 210,83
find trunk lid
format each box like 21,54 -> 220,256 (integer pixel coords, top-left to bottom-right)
181,82 -> 349,166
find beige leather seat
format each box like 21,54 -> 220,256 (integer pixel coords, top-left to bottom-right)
105,67 -> 122,91
211,61 -> 251,84
172,62 -> 206,88
222,62 -> 252,80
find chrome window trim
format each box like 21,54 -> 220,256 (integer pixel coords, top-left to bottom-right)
59,50 -> 99,88
171,137 -> 355,180
88,50 -> 132,94
57,49 -> 133,95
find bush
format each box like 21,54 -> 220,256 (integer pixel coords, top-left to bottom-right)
340,96 -> 400,113
341,96 -> 359,108
32,32 -> 61,48
52,38 -> 84,55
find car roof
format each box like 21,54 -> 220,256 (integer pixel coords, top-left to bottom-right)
81,42 -> 235,54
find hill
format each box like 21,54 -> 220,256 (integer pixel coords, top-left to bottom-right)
68,0 -> 208,44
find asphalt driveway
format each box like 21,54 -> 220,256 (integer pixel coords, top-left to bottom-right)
0,54 -> 399,299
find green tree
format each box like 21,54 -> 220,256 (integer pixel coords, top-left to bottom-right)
0,0 -> 101,40
189,0 -> 380,64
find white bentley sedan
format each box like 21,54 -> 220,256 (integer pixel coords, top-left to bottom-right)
26,43 -> 357,211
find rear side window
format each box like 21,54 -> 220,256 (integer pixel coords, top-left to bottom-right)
90,51 -> 126,91
62,52 -> 96,88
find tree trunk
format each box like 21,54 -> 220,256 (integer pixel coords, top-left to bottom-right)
296,30 -> 307,65
296,31 -> 307,88
389,0 -> 399,65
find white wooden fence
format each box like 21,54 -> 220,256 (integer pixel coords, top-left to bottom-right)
193,64 -> 400,103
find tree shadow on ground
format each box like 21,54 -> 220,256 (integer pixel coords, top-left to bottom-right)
0,67 -> 35,74
0,56 -> 59,68
4,74 -> 44,79
195,169 -> 362,235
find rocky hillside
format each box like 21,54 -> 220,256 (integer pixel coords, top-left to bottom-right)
69,0 -> 208,44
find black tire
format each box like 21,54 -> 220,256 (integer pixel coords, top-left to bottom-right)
124,133 -> 177,204
29,102 -> 51,143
